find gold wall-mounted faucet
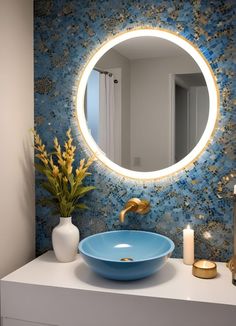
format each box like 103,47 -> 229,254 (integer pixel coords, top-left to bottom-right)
119,198 -> 150,223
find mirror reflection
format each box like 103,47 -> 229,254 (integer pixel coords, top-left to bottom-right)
84,36 -> 209,172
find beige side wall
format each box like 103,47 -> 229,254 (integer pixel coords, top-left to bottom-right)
0,0 -> 34,282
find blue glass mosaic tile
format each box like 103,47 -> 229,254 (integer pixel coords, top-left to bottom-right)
35,0 -> 236,261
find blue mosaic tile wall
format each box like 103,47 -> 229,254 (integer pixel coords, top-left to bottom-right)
35,0 -> 236,261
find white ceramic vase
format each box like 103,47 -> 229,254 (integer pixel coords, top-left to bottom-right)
52,217 -> 80,262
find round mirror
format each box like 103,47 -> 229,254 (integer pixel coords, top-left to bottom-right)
77,29 -> 218,180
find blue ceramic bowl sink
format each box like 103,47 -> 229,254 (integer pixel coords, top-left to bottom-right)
79,230 -> 175,281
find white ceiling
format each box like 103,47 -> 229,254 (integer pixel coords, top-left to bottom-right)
113,36 -> 189,60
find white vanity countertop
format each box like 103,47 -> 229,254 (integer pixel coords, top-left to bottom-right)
2,251 -> 235,306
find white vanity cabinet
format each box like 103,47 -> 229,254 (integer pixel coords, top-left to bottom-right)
1,251 -> 236,326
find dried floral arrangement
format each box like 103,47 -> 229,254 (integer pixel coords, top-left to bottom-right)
33,129 -> 95,217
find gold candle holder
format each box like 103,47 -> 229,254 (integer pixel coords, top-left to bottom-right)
192,260 -> 217,279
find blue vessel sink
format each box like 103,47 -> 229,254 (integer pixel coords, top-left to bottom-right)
79,230 -> 175,281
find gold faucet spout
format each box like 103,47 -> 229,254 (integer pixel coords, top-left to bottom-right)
119,198 -> 150,224
119,205 -> 135,223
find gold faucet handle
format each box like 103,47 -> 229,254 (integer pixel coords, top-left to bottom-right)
125,198 -> 150,214
119,198 -> 150,223
137,199 -> 150,214
124,198 -> 140,210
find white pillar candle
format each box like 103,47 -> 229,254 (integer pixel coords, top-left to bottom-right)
183,225 -> 194,265
234,184 -> 236,195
